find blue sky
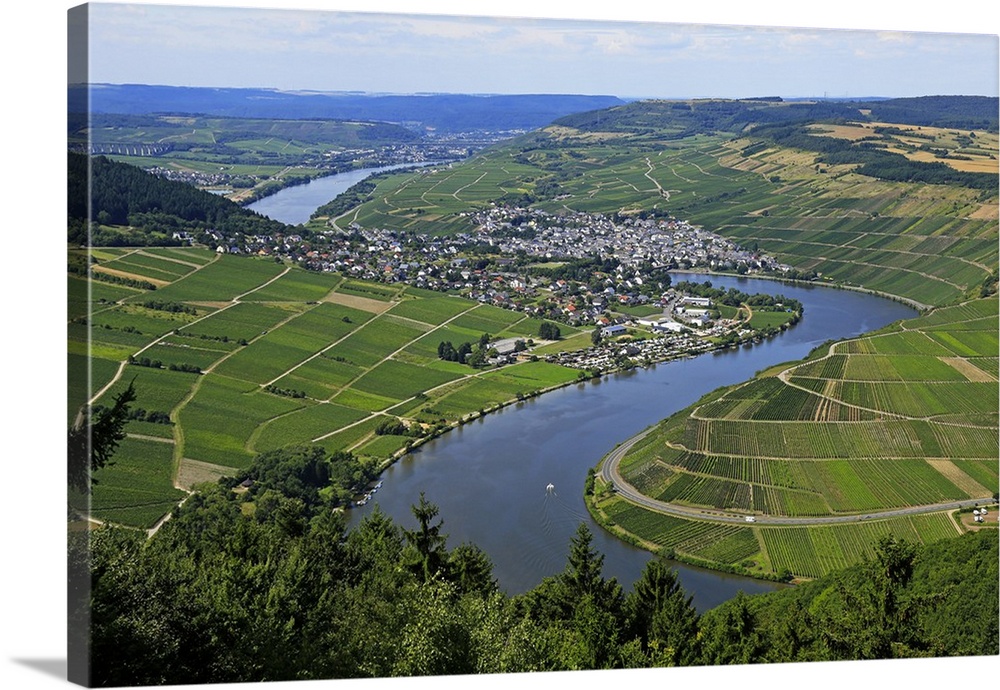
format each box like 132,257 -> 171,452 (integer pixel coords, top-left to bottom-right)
83,0 -> 1000,99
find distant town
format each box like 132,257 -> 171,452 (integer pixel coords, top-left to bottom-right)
170,201 -> 803,373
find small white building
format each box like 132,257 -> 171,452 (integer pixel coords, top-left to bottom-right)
682,296 -> 713,308
638,317 -> 685,334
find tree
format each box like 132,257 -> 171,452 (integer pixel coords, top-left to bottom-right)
68,380 -> 137,493
562,524 -> 606,600
237,445 -> 334,509
538,321 -> 561,340
557,524 -> 624,618
626,558 -> 700,666
391,580 -> 475,677
591,327 -> 602,346
817,536 -> 930,660
699,591 -> 765,665
402,493 -> 449,582
448,543 -> 497,596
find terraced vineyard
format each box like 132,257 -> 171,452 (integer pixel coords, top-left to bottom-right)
70,248 -> 584,528
336,101 -> 997,309
595,296 -> 998,579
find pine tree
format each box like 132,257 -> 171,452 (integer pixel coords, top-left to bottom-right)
627,558 -> 700,666
402,493 -> 449,582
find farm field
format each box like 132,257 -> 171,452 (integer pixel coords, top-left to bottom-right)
69,249 -> 590,528
592,493 -> 962,580
601,296 -> 998,579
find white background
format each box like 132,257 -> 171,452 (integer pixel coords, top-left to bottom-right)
2,1 -> 997,689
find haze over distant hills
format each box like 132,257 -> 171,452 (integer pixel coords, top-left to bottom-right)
69,83 -> 626,133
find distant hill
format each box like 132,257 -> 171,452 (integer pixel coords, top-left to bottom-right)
69,84 -> 626,133
864,95 -> 1000,131
554,95 -> 999,136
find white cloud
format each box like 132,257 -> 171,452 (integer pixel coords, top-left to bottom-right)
84,2 -> 998,97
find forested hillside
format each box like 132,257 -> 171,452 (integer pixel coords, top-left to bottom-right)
554,96 -> 999,136
71,434 -> 998,686
865,96 -> 1000,130
67,152 -> 289,245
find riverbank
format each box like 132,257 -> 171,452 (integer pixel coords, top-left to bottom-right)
365,304 -> 802,484
673,267 -> 933,312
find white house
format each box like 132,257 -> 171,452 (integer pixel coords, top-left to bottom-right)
682,296 -> 713,308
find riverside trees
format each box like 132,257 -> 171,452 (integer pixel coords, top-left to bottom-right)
78,418 -> 997,683
84,472 -> 997,684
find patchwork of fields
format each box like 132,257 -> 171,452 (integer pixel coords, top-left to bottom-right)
71,107 -> 998,582
597,297 -> 998,579
70,248 -> 583,528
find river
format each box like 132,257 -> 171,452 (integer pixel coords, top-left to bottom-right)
246,163 -> 442,226
253,171 -> 918,610
347,274 -> 916,609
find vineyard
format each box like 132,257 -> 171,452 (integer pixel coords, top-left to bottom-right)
607,296 -> 998,578
592,492 -> 966,580
71,248 -> 593,529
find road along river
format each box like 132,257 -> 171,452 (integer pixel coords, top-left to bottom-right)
600,426 -> 988,527
344,272 -> 917,609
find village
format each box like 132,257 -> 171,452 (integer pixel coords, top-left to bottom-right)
192,203 -> 797,372
205,204 -> 789,316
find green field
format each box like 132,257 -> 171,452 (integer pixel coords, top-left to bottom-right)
70,253 -> 596,528
78,436 -> 187,529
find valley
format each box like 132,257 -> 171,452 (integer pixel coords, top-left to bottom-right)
70,94 -> 998,583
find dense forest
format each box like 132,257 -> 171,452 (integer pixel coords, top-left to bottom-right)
67,152 -> 290,245
69,393 -> 998,685
71,448 -> 998,685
